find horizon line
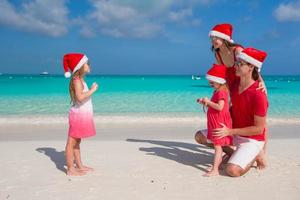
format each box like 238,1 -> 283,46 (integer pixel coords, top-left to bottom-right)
1,73 -> 300,76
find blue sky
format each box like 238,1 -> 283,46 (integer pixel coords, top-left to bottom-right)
0,0 -> 300,75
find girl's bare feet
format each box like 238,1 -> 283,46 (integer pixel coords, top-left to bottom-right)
203,170 -> 219,177
206,154 -> 230,171
67,167 -> 86,176
77,165 -> 94,172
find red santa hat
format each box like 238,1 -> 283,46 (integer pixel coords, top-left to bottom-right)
63,53 -> 88,78
237,47 -> 267,72
209,23 -> 234,43
206,64 -> 227,84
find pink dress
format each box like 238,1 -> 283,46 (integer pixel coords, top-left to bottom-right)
207,89 -> 232,146
68,78 -> 96,139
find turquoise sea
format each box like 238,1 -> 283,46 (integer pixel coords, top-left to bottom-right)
0,75 -> 299,121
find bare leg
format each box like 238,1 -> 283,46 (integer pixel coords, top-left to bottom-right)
194,131 -> 214,148
74,139 -> 94,172
222,146 -> 235,157
217,145 -> 235,169
225,158 -> 256,177
195,131 -> 234,170
204,145 -> 223,177
65,136 -> 86,176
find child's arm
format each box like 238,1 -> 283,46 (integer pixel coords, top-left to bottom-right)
74,80 -> 98,103
198,97 -> 225,111
206,99 -> 225,111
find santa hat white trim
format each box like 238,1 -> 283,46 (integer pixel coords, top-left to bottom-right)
73,55 -> 88,74
209,30 -> 234,43
237,52 -> 262,71
206,74 -> 226,84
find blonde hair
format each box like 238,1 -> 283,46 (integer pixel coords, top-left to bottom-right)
69,66 -> 86,105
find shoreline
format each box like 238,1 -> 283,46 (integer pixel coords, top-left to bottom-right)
1,120 -> 300,141
1,114 -> 300,125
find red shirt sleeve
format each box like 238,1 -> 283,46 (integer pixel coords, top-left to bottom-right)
215,90 -> 228,102
254,91 -> 268,117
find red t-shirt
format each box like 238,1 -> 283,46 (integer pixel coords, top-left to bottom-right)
227,76 -> 268,141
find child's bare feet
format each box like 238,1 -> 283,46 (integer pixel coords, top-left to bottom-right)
206,154 -> 229,171
67,168 -> 86,176
203,170 -> 219,177
77,165 -> 94,172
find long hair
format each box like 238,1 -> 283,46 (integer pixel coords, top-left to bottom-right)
252,67 -> 259,81
69,67 -> 85,105
211,39 -> 241,52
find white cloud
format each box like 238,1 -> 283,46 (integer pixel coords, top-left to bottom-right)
0,0 -> 69,37
0,0 -> 212,39
274,0 -> 300,22
81,0 -> 209,39
168,9 -> 193,22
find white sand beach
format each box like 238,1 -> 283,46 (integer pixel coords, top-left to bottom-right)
1,120 -> 300,200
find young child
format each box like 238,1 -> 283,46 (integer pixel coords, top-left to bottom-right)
63,53 -> 98,176
197,64 -> 232,177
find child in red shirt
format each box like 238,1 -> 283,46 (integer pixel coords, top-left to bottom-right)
197,64 -> 232,176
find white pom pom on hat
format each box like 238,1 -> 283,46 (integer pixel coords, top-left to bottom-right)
64,71 -> 71,78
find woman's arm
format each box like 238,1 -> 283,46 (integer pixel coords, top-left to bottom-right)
257,74 -> 268,94
213,115 -> 266,138
74,80 -> 98,103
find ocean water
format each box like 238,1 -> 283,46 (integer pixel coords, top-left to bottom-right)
0,74 -> 299,121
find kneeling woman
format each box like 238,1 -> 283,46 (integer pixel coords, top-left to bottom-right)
213,47 -> 268,177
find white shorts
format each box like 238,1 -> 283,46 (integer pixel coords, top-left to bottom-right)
228,136 -> 265,169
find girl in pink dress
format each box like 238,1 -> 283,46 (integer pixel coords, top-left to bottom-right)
63,53 -> 98,176
197,64 -> 232,176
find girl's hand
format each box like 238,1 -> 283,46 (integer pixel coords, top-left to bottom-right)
257,81 -> 267,94
91,82 -> 98,92
197,98 -> 204,104
202,97 -> 209,106
197,97 -> 208,106
213,123 -> 232,139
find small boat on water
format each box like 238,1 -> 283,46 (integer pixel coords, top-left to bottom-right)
40,71 -> 49,76
192,75 -> 201,80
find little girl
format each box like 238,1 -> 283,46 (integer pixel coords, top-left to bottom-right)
197,64 -> 232,177
63,53 -> 98,176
